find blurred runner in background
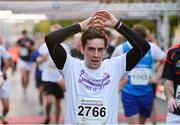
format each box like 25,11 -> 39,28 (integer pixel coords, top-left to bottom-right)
0,41 -> 12,124
16,30 -> 34,100
29,38 -> 44,115
111,24 -> 164,124
38,24 -> 66,124
162,43 -> 180,123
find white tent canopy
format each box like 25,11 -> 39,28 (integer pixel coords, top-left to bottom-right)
0,1 -> 179,19
0,0 -> 179,49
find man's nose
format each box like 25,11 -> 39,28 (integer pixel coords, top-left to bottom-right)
94,49 -> 99,57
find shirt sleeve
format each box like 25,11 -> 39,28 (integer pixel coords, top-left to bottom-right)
115,23 -> 150,71
38,43 -> 48,55
150,43 -> 165,60
111,44 -> 124,57
162,49 -> 174,80
1,47 -> 11,59
109,53 -> 128,78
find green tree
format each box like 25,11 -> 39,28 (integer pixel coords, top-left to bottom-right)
33,20 -> 73,36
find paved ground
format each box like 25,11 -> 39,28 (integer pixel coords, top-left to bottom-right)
0,66 -> 167,124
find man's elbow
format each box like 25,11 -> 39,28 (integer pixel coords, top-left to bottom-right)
143,42 -> 150,55
45,35 -> 49,44
146,42 -> 150,51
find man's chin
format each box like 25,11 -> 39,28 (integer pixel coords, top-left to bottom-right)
91,63 -> 100,69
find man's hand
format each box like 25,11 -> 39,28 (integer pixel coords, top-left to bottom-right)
168,97 -> 180,112
58,78 -> 66,91
93,11 -> 118,28
118,76 -> 128,92
79,12 -> 96,31
79,10 -> 118,30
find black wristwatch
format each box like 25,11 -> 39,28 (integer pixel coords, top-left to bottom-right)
115,18 -> 123,29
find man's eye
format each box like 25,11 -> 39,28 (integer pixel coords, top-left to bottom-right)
88,48 -> 95,51
98,48 -> 104,52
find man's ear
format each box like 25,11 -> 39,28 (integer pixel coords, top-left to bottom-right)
80,43 -> 84,54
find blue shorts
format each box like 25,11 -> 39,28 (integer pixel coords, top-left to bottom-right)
121,91 -> 153,118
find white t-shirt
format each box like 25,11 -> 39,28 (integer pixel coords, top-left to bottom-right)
38,43 -> 62,82
61,53 -> 127,124
0,46 -> 11,97
0,45 -> 11,71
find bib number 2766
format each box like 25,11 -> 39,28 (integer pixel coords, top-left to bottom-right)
76,98 -> 108,123
78,106 -> 106,117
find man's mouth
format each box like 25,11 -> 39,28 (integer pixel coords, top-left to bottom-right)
91,60 -> 99,64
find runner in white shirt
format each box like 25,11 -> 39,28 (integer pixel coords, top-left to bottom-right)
38,42 -> 64,124
0,45 -> 12,124
45,11 -> 150,124
38,24 -> 69,124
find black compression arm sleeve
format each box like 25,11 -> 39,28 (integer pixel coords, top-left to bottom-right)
45,24 -> 81,70
115,23 -> 150,71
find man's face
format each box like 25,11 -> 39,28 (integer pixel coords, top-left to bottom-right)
82,38 -> 106,69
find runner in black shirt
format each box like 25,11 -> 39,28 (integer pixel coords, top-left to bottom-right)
16,30 -> 34,99
162,43 -> 180,123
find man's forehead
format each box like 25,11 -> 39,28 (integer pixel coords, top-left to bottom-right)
86,39 -> 105,48
86,44 -> 105,49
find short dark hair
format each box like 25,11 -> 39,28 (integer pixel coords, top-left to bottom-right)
132,24 -> 147,38
81,27 -> 108,48
22,30 -> 27,35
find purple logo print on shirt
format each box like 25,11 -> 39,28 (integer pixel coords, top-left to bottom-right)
78,70 -> 111,92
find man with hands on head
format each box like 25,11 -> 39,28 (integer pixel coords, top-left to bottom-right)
45,11 -> 150,124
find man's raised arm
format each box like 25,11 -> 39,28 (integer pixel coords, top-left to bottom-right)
45,13 -> 95,70
115,23 -> 150,71
45,24 -> 81,69
93,11 -> 150,71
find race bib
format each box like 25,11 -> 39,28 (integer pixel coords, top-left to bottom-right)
130,68 -> 151,85
176,85 -> 180,104
19,47 -> 28,56
76,97 -> 108,124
